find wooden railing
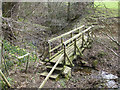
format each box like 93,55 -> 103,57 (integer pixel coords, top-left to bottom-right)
47,25 -> 94,65
62,26 -> 94,66
39,25 -> 94,88
48,25 -> 85,60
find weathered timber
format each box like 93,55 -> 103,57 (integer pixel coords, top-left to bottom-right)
74,39 -> 77,55
0,69 -> 11,88
61,37 -> 64,49
50,37 -> 84,65
63,26 -> 93,45
65,52 -> 74,66
40,71 -> 59,79
76,45 -> 82,56
48,42 -> 51,59
48,25 -> 85,42
25,54 -> 30,73
82,33 -> 84,47
63,44 -> 66,65
62,66 -> 71,78
46,66 -> 63,71
49,34 -> 84,61
17,53 -> 30,59
50,49 -> 64,61
50,43 -> 62,52
49,40 -> 75,60
39,54 -> 64,88
17,53 -> 30,72
40,25 -> 94,88
50,43 -> 74,63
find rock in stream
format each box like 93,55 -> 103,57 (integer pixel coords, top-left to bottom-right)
99,71 -> 118,88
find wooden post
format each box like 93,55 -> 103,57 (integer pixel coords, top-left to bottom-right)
89,32 -> 92,43
63,44 -> 66,65
71,33 -> 73,43
74,39 -> 76,55
79,28 -> 81,33
0,69 -> 11,88
87,31 -> 90,42
61,37 -> 63,49
82,33 -> 84,48
91,31 -> 93,39
90,31 -> 94,43
71,33 -> 73,37
0,41 -> 3,65
48,41 -> 51,60
25,54 -> 30,73
0,1 -> 2,66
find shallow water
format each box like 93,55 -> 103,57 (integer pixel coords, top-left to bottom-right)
72,66 -> 119,88
72,66 -> 93,74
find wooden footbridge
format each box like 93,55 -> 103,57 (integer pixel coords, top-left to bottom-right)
39,25 -> 94,88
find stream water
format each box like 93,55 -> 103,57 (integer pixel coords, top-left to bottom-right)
99,71 -> 119,88
72,66 -> 119,88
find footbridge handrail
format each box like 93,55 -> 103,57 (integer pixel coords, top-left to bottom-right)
47,25 -> 94,60
63,26 -> 93,45
48,25 -> 85,42
48,25 -> 85,59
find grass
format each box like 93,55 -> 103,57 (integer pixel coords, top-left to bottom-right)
94,1 -> 119,17
94,1 -> 118,10
3,40 -> 38,68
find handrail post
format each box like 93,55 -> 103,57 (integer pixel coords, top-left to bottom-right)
63,44 -> 66,65
61,37 -> 63,49
71,33 -> 73,43
91,31 -> 94,43
82,33 -> 84,48
79,29 -> 80,33
87,31 -> 90,42
74,39 -> 76,55
25,54 -> 30,73
48,41 -> 51,60
71,33 -> 73,37
91,31 -> 94,39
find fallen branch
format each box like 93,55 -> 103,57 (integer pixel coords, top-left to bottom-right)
95,39 -> 120,58
101,31 -> 120,46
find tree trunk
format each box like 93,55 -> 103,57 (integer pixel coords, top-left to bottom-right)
0,1 -> 2,65
2,2 -> 18,44
67,2 -> 70,21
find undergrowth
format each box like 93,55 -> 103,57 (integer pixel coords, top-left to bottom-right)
0,40 -> 39,89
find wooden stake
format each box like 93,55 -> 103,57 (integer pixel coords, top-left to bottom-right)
61,37 -> 63,49
82,33 -> 84,48
48,41 -> 51,60
64,44 -> 66,65
0,69 -> 11,88
74,39 -> 76,55
25,54 -> 30,73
